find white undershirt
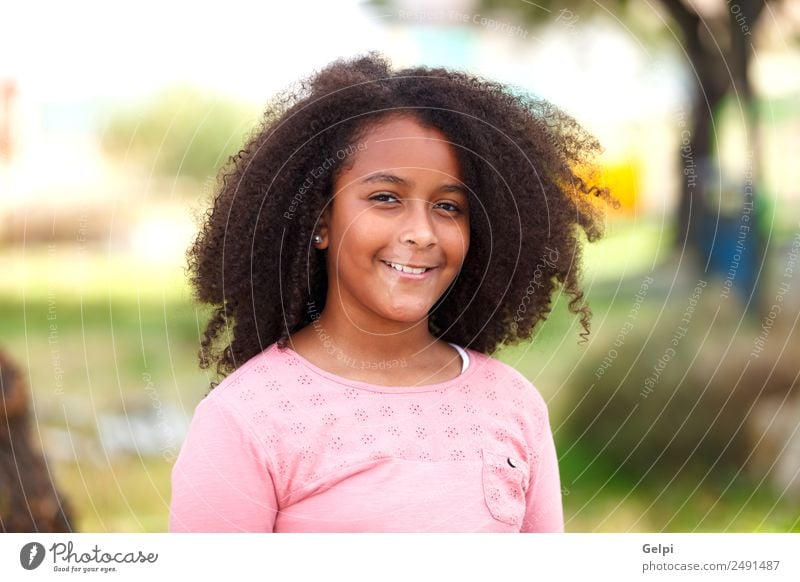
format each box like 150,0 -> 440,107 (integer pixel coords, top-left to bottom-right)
446,342 -> 470,374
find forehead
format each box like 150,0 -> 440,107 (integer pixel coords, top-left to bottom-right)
343,116 -> 462,180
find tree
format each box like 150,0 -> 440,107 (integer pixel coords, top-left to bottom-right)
103,86 -> 258,184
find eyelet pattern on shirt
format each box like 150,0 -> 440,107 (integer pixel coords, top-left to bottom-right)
308,393 -> 326,406
449,449 -> 466,461
328,435 -> 343,451
215,343 -> 549,521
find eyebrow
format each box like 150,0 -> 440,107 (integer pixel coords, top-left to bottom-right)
359,172 -> 468,197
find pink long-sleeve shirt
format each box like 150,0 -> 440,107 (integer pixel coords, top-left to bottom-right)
169,341 -> 563,532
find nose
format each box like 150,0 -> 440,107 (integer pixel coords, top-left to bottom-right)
398,198 -> 437,248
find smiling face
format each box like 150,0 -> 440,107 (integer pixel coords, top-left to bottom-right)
315,115 -> 470,331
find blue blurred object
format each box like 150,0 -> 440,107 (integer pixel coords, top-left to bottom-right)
697,160 -> 767,304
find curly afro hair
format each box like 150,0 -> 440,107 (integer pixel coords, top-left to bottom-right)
188,51 -> 617,381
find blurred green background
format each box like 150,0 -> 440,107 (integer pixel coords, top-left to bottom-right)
2,0 -> 799,532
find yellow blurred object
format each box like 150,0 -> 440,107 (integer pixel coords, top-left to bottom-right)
567,155 -> 640,216
599,158 -> 640,214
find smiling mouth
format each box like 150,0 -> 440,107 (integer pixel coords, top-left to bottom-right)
381,260 -> 437,275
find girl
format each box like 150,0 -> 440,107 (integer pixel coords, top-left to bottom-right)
169,52 -> 615,532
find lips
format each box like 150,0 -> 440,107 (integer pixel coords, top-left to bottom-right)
381,260 -> 438,279
382,260 -> 437,273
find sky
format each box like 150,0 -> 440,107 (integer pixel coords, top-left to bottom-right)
1,0 -> 690,122
0,0 -> 384,103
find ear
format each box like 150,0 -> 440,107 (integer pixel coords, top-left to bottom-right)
314,206 -> 331,250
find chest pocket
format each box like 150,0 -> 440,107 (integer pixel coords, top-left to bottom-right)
481,448 -> 529,527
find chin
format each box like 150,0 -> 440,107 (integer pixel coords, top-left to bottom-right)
380,304 -> 433,323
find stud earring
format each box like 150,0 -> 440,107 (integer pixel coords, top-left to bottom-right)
313,234 -> 323,244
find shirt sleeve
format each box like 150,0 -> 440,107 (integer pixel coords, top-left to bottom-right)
521,404 -> 565,532
169,395 -> 278,532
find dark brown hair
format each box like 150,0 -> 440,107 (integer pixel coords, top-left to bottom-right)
188,51 -> 617,380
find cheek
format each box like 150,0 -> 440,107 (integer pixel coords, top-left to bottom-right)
442,223 -> 470,262
333,214 -> 384,260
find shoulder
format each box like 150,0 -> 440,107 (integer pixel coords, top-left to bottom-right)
187,342 -> 295,461
466,348 -> 550,414
201,341 -> 294,413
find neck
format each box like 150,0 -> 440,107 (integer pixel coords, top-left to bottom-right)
305,304 -> 442,365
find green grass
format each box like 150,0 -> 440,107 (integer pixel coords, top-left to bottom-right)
0,297 -> 209,410
1,247 -> 191,302
52,456 -> 173,533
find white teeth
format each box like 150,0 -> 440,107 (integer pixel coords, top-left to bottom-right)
385,261 -> 428,274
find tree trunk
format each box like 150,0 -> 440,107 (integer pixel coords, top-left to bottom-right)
665,0 -> 766,316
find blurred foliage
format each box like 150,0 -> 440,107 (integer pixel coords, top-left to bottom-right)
559,433 -> 800,531
101,86 -> 260,182
563,276 -> 800,498
368,0 -> 674,47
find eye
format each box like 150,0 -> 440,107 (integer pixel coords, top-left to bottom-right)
370,192 -> 399,204
435,201 -> 463,213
